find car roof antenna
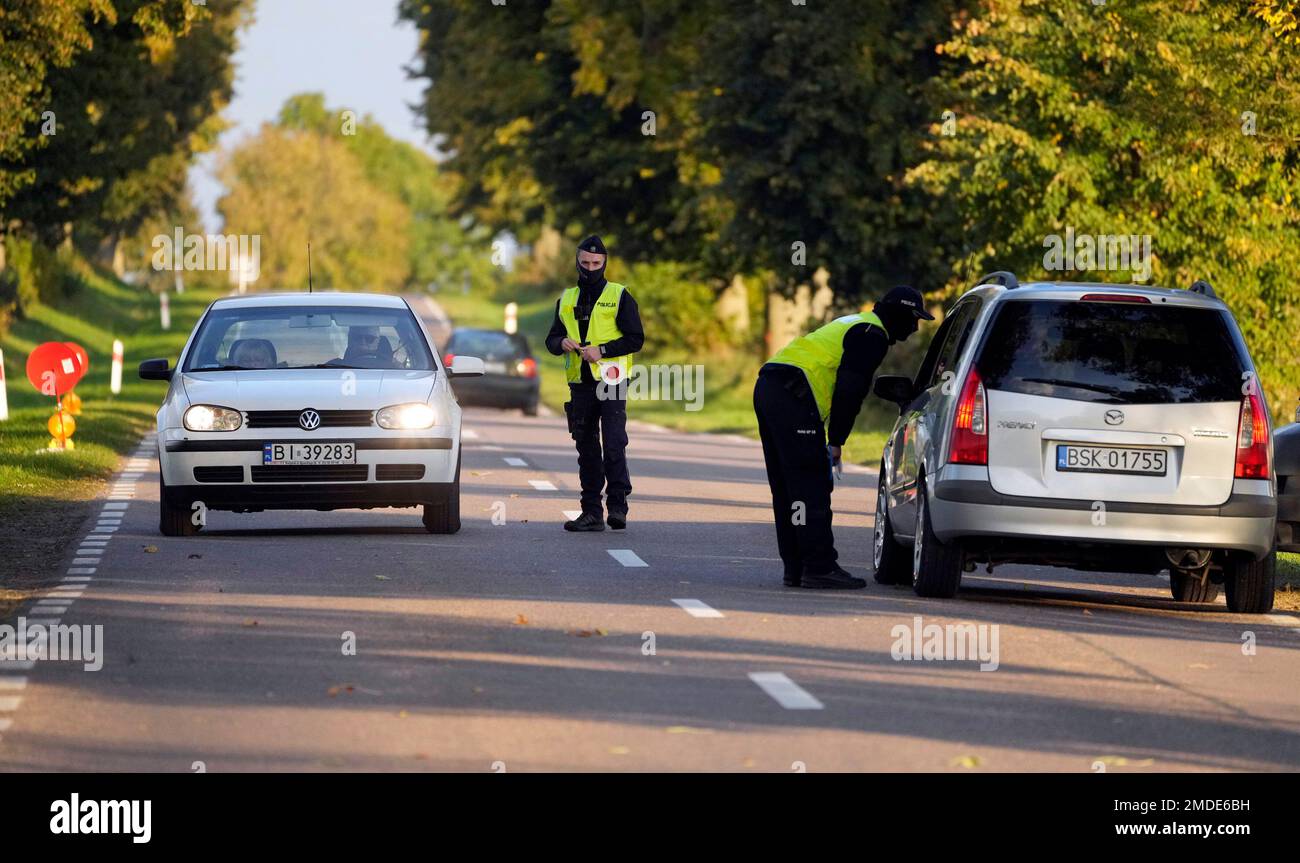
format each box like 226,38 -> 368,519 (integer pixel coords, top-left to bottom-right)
307,242 -> 313,293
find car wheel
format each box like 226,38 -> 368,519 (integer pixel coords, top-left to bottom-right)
422,450 -> 462,534
158,472 -> 200,537
872,471 -> 911,585
522,400 -> 539,417
912,480 -> 962,598
1169,569 -> 1219,603
1223,548 -> 1275,614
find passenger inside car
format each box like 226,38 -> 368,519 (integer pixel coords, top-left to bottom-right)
229,338 -> 278,369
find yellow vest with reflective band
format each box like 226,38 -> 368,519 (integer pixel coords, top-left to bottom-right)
559,282 -> 633,384
768,311 -> 886,422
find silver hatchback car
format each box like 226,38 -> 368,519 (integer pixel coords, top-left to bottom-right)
871,274 -> 1278,613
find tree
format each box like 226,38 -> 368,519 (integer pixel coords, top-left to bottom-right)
216,124 -> 411,291
907,0 -> 1300,412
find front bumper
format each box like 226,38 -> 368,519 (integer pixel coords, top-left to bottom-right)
929,464 -> 1277,559
158,427 -> 458,508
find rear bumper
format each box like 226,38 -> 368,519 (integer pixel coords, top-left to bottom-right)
930,464 -> 1277,558
450,375 -> 538,406
1278,479 -> 1300,552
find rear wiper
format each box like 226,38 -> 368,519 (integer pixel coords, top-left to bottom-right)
1020,377 -> 1129,397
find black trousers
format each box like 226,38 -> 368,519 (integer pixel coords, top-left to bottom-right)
753,365 -> 838,575
565,382 -> 631,515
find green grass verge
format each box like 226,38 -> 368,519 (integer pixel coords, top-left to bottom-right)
427,285 -> 896,466
1277,552 -> 1300,612
0,266 -> 223,614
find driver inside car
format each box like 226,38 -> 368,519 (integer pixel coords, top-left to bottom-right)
339,325 -> 394,367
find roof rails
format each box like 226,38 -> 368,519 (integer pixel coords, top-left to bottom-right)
977,271 -> 1019,289
1188,279 -> 1217,299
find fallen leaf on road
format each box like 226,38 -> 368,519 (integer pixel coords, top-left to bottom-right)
1083,609 -> 1093,616
514,614 -> 529,625
1095,755 -> 1130,766
374,575 -> 391,581
742,758 -> 756,768
567,628 -> 607,637
398,710 -> 409,718
665,726 -> 710,735
327,684 -> 356,697
242,619 -> 258,627
950,755 -> 982,769
509,493 -> 519,499
1187,663 -> 1211,669
143,545 -> 158,553
608,746 -> 631,755
470,471 -> 492,477
473,686 -> 485,693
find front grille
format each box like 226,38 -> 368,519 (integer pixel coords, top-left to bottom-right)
251,465 -> 369,483
376,464 -> 425,481
193,466 -> 244,483
246,409 -> 374,428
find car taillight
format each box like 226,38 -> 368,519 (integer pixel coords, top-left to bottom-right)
949,367 -> 988,465
516,357 -> 537,378
1234,390 -> 1270,478
443,353 -> 455,367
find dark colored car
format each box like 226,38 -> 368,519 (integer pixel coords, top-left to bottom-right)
1276,402 -> 1300,553
443,328 -> 540,416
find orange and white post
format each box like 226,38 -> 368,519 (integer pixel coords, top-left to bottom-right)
0,347 -> 9,421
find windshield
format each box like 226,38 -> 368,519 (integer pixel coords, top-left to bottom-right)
447,330 -> 529,359
184,305 -> 435,371
976,299 -> 1251,404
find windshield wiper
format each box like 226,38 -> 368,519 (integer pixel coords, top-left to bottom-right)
1020,377 -> 1130,398
190,364 -> 255,371
290,363 -> 364,369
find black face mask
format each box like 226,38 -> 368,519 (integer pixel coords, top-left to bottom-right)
577,260 -> 606,288
876,304 -> 919,343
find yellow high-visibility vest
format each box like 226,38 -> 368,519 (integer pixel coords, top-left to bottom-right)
767,311 -> 886,421
558,282 -> 632,384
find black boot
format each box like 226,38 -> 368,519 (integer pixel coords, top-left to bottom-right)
607,511 -> 627,530
783,568 -> 802,587
801,565 -> 866,590
564,511 -> 606,532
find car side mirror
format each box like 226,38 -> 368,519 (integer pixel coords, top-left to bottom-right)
138,358 -> 172,381
873,375 -> 914,408
449,356 -> 485,378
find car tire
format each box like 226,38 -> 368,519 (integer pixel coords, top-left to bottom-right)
872,471 -> 911,585
522,400 -> 539,417
1223,548 -> 1275,614
912,480 -> 962,598
422,450 -> 462,534
158,472 -> 200,537
1169,569 -> 1219,603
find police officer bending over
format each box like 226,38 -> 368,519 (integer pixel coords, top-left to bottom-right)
753,286 -> 933,588
545,235 -> 645,532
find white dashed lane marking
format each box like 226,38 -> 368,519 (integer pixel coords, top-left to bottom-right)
748,672 -> 824,710
672,599 -> 724,618
503,457 -> 528,467
65,568 -> 95,576
0,678 -> 27,690
562,510 -> 583,521
607,549 -> 648,568
529,480 -> 557,491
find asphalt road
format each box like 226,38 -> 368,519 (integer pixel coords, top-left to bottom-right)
2,309 -> 1299,772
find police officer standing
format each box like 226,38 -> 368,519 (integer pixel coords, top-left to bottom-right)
753,286 -> 933,588
545,235 -> 644,532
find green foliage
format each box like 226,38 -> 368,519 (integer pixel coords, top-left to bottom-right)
275,92 -> 499,295
216,124 -> 411,291
620,261 -> 720,354
2,0 -> 246,242
908,0 -> 1300,415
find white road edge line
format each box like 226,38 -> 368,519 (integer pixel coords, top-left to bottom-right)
562,510 -> 583,521
748,672 -> 824,710
672,598 -> 724,619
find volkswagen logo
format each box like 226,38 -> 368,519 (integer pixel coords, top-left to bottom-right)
298,409 -> 322,431
1104,409 -> 1125,426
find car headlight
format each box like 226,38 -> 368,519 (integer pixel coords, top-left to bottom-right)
376,403 -> 436,430
184,404 -> 243,432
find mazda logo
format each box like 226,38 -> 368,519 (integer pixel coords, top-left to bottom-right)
1104,409 -> 1125,426
298,409 -> 322,431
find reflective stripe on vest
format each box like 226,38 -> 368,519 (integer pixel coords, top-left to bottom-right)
558,282 -> 632,384
767,311 -> 886,422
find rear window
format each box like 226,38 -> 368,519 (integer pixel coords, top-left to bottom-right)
447,331 -> 527,358
976,299 -> 1250,404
